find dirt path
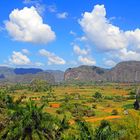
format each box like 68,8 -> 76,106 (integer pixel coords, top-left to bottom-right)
84,115 -> 121,123
69,115 -> 121,125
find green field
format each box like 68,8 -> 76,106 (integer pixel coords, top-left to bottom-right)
0,82 -> 140,140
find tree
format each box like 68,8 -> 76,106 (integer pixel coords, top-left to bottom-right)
1,100 -> 69,140
95,120 -> 118,140
54,115 -> 69,139
29,79 -> 55,101
134,88 -> 140,110
93,92 -> 102,99
29,79 -> 50,92
76,119 -> 94,140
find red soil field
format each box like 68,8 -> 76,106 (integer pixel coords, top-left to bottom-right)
50,103 -> 60,108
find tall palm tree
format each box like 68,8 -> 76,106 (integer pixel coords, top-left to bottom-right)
54,115 -> 69,139
1,101 -> 70,140
76,119 -> 94,140
0,101 -> 64,140
94,120 -> 119,140
0,92 -> 16,131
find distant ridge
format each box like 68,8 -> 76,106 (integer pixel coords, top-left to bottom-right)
64,61 -> 140,83
14,68 -> 43,75
0,67 -> 63,84
46,70 -> 64,82
0,61 -> 140,83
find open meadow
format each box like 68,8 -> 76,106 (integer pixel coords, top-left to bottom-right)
1,82 -> 139,139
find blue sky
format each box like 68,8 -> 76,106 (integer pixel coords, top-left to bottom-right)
0,0 -> 140,70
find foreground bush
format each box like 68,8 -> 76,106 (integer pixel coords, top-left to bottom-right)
95,120 -> 119,140
0,99 -> 69,140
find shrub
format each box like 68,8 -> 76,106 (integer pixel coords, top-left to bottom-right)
113,96 -> 125,102
56,109 -> 64,114
111,109 -> 118,115
93,92 -> 102,99
127,95 -> 135,99
106,104 -> 112,107
92,104 -> 97,109
123,104 -> 133,109
76,119 -> 94,140
83,109 -> 96,117
95,120 -> 118,140
129,90 -> 136,95
104,96 -> 114,100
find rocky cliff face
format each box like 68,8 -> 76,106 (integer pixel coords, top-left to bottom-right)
105,61 -> 140,82
64,61 -> 140,83
64,65 -> 108,82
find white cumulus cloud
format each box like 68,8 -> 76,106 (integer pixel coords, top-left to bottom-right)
22,49 -> 30,55
34,62 -> 44,67
5,6 -> 55,44
104,59 -> 116,67
9,51 -> 31,65
79,4 -> 140,64
57,12 -> 68,19
47,5 -> 57,13
39,49 -> 66,65
79,5 -> 128,51
73,45 -> 89,55
125,29 -> 140,49
78,56 -> 96,65
70,30 -> 77,36
118,48 -> 140,61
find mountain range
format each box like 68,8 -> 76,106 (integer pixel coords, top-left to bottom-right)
0,67 -> 56,84
64,61 -> 140,83
0,61 -> 140,84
